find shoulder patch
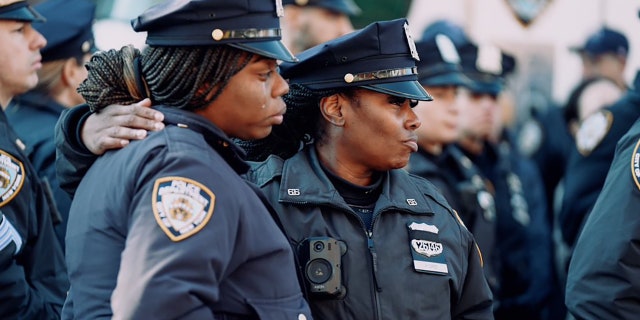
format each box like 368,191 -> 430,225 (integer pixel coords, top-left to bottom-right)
0,150 -> 26,207
517,118 -> 543,157
152,177 -> 215,242
576,110 -> 613,156
632,138 -> 640,192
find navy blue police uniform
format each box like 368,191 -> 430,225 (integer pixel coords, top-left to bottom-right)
457,41 -> 554,319
0,2 -> 68,318
565,81 -> 640,318
59,0 -> 312,319
407,24 -> 499,294
559,71 -> 640,248
245,19 -> 494,319
6,0 -> 98,247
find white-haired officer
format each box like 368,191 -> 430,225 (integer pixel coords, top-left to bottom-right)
59,0 -> 311,319
0,0 -> 68,318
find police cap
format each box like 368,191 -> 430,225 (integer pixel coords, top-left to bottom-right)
282,0 -> 361,16
415,32 -> 470,87
280,18 -> 432,101
0,0 -> 45,22
34,0 -> 97,62
132,0 -> 296,62
458,42 -> 515,96
571,27 -> 628,58
421,19 -> 471,47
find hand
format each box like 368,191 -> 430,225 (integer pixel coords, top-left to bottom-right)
81,99 -> 165,155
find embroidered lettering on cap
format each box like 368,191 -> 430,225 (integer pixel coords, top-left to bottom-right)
152,176 -> 215,242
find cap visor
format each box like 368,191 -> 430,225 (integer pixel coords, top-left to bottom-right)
229,40 -> 297,63
0,6 -> 45,22
419,71 -> 470,87
362,80 -> 433,101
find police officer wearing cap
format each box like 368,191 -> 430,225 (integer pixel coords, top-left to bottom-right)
564,71 -> 640,319
241,18 -> 493,319
0,0 -> 68,318
455,38 -> 554,319
6,0 -> 97,248
407,22 -> 500,297
280,0 -> 360,54
57,0 -> 311,319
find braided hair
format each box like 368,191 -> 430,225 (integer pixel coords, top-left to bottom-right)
78,44 -> 251,112
236,83 -> 355,161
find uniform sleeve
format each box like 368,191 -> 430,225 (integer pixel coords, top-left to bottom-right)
54,104 -> 98,198
452,228 -> 494,319
110,156 -> 242,319
566,129 -> 640,319
0,202 -> 68,319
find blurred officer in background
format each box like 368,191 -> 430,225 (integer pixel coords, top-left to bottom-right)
455,39 -> 554,319
0,0 -> 68,318
55,17 -> 494,319
5,0 -> 97,248
564,70 -> 640,320
570,26 -> 629,90
281,0 -> 359,54
58,0 -> 312,319
242,18 -> 493,319
406,22 -> 500,296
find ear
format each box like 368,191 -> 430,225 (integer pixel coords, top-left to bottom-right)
319,94 -> 345,126
61,57 -> 82,88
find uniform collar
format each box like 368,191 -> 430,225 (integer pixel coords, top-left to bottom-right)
279,146 -> 436,215
11,91 -> 66,115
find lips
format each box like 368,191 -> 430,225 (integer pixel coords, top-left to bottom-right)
404,137 -> 418,152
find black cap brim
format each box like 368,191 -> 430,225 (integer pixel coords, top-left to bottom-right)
362,80 -> 433,101
0,4 -> 45,22
419,71 -> 470,87
229,40 -> 297,63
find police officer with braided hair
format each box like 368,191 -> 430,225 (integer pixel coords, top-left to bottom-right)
54,17 -> 493,320
406,21 -> 500,296
242,18 -> 493,319
0,1 -> 69,318
59,0 -> 312,319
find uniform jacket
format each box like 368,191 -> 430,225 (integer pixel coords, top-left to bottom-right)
560,71 -> 640,247
565,84 -> 640,320
62,106 -> 311,320
7,91 -> 72,246
245,147 -> 494,320
0,108 -> 68,319
408,144 -> 499,292
463,139 -> 552,319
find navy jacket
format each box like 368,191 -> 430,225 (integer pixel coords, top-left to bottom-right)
61,106 -> 311,319
0,108 -> 68,319
7,91 -> 72,247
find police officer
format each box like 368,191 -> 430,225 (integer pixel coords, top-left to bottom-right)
6,0 -> 97,248
564,71 -> 640,319
242,18 -> 493,319
406,22 -> 500,295
455,39 -> 554,319
280,0 -> 360,54
0,0 -> 68,318
60,0 -> 312,319
559,73 -> 640,249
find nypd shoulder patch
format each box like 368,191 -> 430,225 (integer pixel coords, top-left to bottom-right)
632,138 -> 640,192
0,150 -> 26,208
576,110 -> 613,156
152,176 -> 215,242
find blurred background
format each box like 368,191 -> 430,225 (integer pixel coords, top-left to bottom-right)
29,0 -> 640,128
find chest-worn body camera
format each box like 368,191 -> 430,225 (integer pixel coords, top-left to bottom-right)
298,236 -> 347,299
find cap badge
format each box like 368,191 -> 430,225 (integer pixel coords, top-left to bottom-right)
435,34 -> 460,64
477,44 -> 503,75
631,138 -> 640,191
403,22 -> 420,61
275,0 -> 284,17
81,41 -> 91,53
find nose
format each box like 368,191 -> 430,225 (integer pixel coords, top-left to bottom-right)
272,71 -> 289,98
29,26 -> 47,50
406,105 -> 421,130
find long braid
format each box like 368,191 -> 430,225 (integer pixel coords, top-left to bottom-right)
236,84 -> 342,161
78,44 -> 251,112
